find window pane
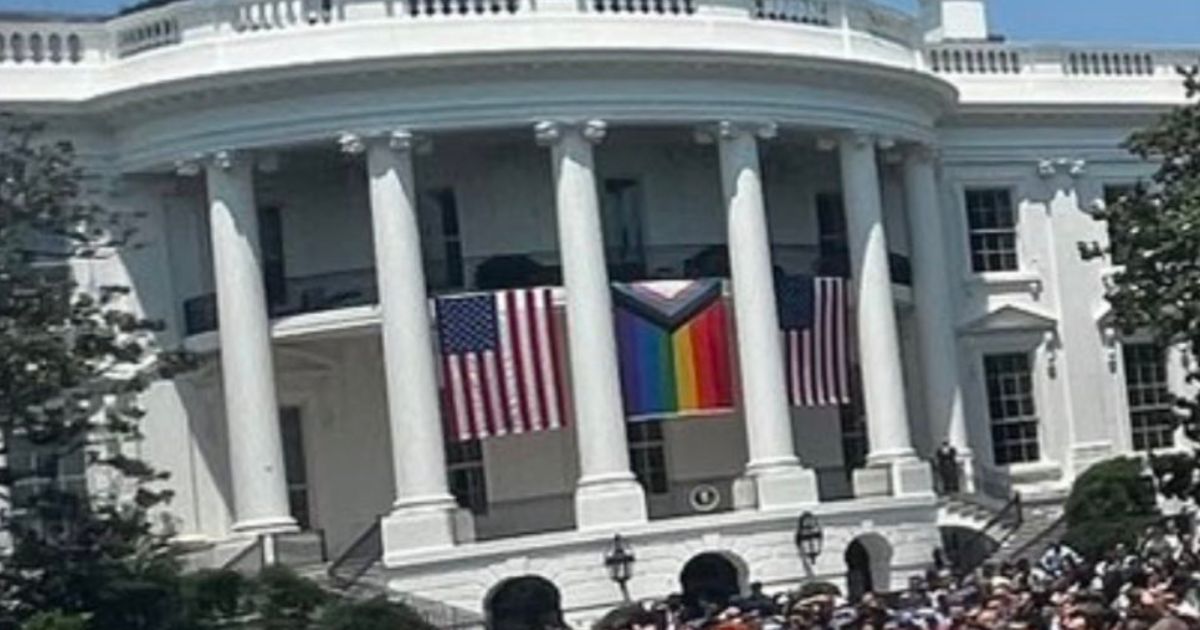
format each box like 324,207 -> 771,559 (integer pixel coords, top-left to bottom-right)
984,352 -> 1040,465
1124,344 -> 1174,451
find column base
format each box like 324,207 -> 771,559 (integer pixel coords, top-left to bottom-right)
854,457 -> 935,498
232,516 -> 299,536
381,497 -> 467,560
744,464 -> 819,511
575,475 -> 648,531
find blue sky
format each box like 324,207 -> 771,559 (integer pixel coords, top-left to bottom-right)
2,0 -> 1198,45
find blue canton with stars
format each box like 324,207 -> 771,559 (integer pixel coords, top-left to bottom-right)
436,294 -> 500,354
775,274 -> 815,331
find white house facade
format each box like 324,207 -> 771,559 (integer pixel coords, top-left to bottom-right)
0,0 -> 1196,624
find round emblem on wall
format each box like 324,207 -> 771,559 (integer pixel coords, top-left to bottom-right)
689,484 -> 722,513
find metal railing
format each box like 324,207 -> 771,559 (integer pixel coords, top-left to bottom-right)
327,519 -> 383,589
181,246 -> 913,336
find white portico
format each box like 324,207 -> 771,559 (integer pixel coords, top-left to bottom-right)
2,0 -> 1196,621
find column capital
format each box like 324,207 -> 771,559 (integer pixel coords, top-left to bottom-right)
696,120 -> 776,144
534,119 -> 608,146
904,141 -> 941,164
339,130 -> 427,155
174,150 -> 254,176
840,130 -> 895,150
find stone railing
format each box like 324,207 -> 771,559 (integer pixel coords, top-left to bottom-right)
0,0 -> 916,68
0,21 -> 100,65
927,42 -> 1198,78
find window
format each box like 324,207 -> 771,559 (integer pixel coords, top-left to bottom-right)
1123,344 -> 1175,451
446,439 -> 487,515
279,407 -> 311,529
816,192 -> 850,277
840,369 -> 868,470
965,188 -> 1018,272
627,421 -> 669,495
601,178 -> 646,277
6,433 -> 88,533
258,206 -> 287,307
419,188 -> 464,291
984,353 -> 1040,465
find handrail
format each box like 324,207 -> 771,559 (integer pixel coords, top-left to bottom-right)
978,491 -> 1023,538
327,518 -> 383,589
1005,513 -> 1067,563
221,535 -> 265,574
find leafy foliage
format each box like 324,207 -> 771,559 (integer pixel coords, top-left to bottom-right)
316,597 -> 437,630
1063,457 -> 1160,560
0,117 -> 192,629
1080,64 -> 1200,500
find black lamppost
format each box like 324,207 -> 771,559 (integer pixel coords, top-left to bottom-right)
795,511 -> 824,566
604,534 -> 636,602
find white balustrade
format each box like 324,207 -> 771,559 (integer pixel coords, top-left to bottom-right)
116,17 -> 180,57
0,26 -> 89,65
927,45 -> 1023,75
229,0 -> 339,31
589,0 -> 695,16
753,0 -> 828,25
0,0 -> 1191,84
406,0 -> 525,17
1065,50 -> 1156,77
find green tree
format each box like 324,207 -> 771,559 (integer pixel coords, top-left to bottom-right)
1063,457 -> 1160,560
0,117 -> 189,629
1080,65 -> 1200,502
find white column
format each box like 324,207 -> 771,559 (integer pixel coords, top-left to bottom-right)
903,145 -> 973,491
203,151 -> 296,534
342,131 -> 464,556
535,120 -> 648,530
716,121 -> 819,510
838,133 -> 932,497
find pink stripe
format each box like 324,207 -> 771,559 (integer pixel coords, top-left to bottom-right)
524,289 -> 551,432
821,279 -> 835,405
802,329 -> 815,407
813,280 -> 827,406
835,279 -> 851,404
505,291 -> 530,433
789,331 -> 801,407
483,351 -> 507,437
547,289 -> 570,425
465,353 -> 489,439
445,355 -> 472,441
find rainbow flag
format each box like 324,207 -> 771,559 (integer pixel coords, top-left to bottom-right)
612,279 -> 735,420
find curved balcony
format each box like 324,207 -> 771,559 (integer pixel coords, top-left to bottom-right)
0,0 -> 924,105
179,244 -> 913,337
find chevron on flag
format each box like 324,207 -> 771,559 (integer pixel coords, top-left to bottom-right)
434,288 -> 567,441
776,275 -> 852,407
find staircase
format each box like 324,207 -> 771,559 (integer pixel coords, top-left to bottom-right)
938,493 -> 1067,572
990,502 -> 1066,564
322,521 -> 486,629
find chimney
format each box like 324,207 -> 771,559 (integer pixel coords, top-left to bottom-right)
920,0 -> 990,42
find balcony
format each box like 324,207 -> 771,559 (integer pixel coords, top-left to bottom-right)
180,244 -> 913,336
0,0 -> 930,106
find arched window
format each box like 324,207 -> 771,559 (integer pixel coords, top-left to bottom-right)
679,552 -> 745,614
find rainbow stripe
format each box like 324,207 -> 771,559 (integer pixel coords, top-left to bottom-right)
615,298 -> 734,419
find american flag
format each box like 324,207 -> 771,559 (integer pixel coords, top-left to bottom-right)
435,288 -> 567,441
777,275 -> 852,407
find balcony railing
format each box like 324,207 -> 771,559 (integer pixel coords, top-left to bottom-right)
0,0 -> 917,69
181,245 -> 913,336
927,42 -> 1198,78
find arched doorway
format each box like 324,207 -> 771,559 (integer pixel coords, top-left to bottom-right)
844,534 -> 893,600
486,575 -> 564,630
845,540 -> 873,600
680,552 -> 744,612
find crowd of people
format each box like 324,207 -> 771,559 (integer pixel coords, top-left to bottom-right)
595,519 -> 1200,630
